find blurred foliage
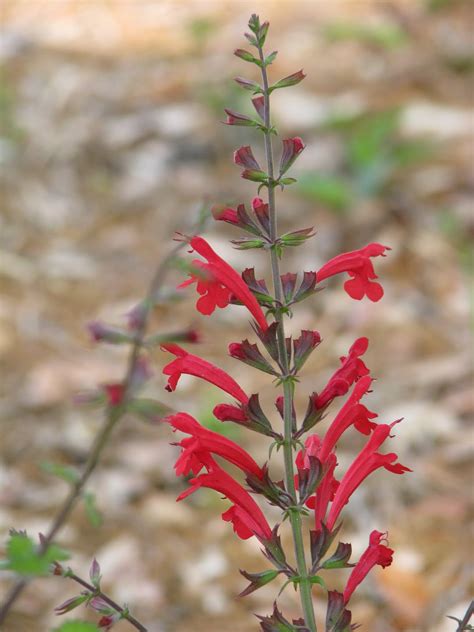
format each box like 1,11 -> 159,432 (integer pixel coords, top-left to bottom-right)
324,20 -> 407,49
297,108 -> 434,212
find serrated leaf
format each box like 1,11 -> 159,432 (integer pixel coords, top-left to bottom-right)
0,533 -> 70,577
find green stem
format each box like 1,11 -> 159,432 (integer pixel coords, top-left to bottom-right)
258,45 -> 317,632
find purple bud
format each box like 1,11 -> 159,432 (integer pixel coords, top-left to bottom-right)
89,557 -> 101,587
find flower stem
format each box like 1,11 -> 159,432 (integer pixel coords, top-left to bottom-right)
63,569 -> 147,631
258,45 -> 317,632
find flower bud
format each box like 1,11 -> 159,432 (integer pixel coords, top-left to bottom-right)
270,69 -> 306,92
252,96 -> 265,120
234,76 -> 262,93
234,145 -> 261,170
279,137 -> 305,176
89,557 -> 101,588
224,108 -> 257,127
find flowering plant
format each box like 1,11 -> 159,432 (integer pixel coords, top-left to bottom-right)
162,14 -> 410,631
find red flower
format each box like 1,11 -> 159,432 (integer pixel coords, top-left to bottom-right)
161,343 -> 248,403
314,337 -> 370,409
177,460 -> 272,541
313,453 -> 339,530
165,412 -> 263,479
327,423 -> 411,530
343,530 -> 394,603
319,375 -> 377,462
178,236 -> 268,331
317,243 -> 390,302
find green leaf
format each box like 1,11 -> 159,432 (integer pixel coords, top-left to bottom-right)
53,621 -> 100,632
0,533 -> 70,577
83,492 -> 103,528
40,461 -> 79,485
324,21 -> 407,49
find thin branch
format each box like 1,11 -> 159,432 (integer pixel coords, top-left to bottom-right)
60,568 -> 147,632
0,212 -> 206,624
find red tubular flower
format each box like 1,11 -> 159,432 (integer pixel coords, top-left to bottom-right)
317,243 -> 391,302
314,337 -> 370,409
313,453 -> 339,530
319,375 -> 377,462
161,343 -> 248,403
343,530 -> 394,603
327,423 -> 411,530
177,460 -> 272,541
178,236 -> 268,331
165,412 -> 263,479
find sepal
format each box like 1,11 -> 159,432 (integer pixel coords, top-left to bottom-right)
280,227 -> 315,248
229,340 -> 278,375
54,594 -> 89,615
293,330 -> 322,372
242,268 -> 274,306
310,523 -> 342,570
234,145 -> 261,170
297,455 -> 323,504
239,568 -> 281,598
234,48 -> 262,65
326,591 -> 357,632
269,70 -> 306,93
232,238 -> 266,250
244,393 -> 281,438
234,76 -> 263,93
247,467 -> 293,510
321,542 -> 354,570
293,271 -> 318,304
258,602 -> 310,632
297,393 -> 327,437
252,321 -> 280,363
224,108 -> 260,127
260,527 -> 291,572
279,137 -> 305,176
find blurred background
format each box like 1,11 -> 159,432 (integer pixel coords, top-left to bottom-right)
0,1 -> 472,630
